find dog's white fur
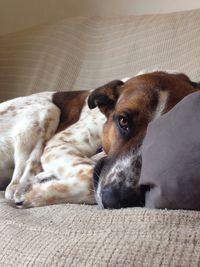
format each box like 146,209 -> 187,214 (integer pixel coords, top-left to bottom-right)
0,90 -> 106,208
0,92 -> 60,203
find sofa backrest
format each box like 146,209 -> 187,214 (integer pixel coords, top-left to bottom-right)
0,8 -> 200,102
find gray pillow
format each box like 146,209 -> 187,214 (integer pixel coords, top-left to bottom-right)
139,91 -> 200,210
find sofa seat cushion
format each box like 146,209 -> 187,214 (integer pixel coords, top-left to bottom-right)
1,191 -> 200,266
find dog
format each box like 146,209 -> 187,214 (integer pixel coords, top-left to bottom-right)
1,71 -> 198,209
88,71 -> 200,209
0,90 -> 106,208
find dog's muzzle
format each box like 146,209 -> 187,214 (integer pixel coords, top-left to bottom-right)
93,155 -> 144,209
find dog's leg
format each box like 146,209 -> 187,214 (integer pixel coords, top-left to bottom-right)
13,144 -> 106,207
19,139 -> 44,180
13,161 -> 95,208
5,135 -> 35,200
5,137 -> 46,200
5,105 -> 60,201
13,154 -> 107,207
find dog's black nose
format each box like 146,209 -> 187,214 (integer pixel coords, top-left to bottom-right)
102,186 -> 121,209
101,184 -> 144,209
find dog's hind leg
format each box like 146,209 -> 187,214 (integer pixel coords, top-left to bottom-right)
5,105 -> 60,201
5,133 -> 36,200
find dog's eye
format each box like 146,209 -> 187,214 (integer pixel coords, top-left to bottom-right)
118,115 -> 129,131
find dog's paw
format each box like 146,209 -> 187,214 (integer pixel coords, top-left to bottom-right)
14,184 -> 47,208
13,182 -> 33,208
5,183 -> 19,201
13,179 -> 52,208
12,173 -> 56,208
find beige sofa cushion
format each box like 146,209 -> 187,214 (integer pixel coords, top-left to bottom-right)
1,9 -> 200,102
1,191 -> 200,266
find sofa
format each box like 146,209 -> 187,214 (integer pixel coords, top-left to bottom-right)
1,8 -> 200,267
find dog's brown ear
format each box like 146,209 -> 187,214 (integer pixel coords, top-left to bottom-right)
88,80 -> 124,117
168,72 -> 200,89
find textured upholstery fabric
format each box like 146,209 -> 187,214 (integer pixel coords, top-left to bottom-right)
1,8 -> 200,267
1,191 -> 200,267
1,9 -> 200,102
140,91 -> 200,210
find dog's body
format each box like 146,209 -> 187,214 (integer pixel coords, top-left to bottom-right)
0,90 -> 105,207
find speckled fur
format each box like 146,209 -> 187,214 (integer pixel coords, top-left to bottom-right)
0,91 -> 106,208
15,99 -> 106,207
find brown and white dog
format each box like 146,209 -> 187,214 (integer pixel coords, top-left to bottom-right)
1,70 -> 199,209
88,71 -> 200,209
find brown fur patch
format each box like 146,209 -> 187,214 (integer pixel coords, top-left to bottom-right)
69,151 -> 84,158
44,145 -> 60,153
43,118 -> 54,135
78,168 -> 93,182
8,106 -> 16,111
53,91 -> 89,133
0,105 -> 17,115
0,110 -> 8,116
58,167 -> 65,176
72,158 -> 93,167
84,137 -> 89,143
29,161 -> 42,176
62,131 -> 73,137
51,184 -> 68,193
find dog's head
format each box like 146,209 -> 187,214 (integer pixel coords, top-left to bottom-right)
88,71 -> 200,209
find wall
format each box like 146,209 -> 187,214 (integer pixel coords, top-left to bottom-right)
0,0 -> 200,35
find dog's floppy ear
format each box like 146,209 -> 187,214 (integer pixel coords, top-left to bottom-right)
169,72 -> 200,89
88,80 -> 124,117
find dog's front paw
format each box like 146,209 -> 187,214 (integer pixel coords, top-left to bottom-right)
13,183 -> 47,208
13,182 -> 33,208
12,173 -> 56,208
